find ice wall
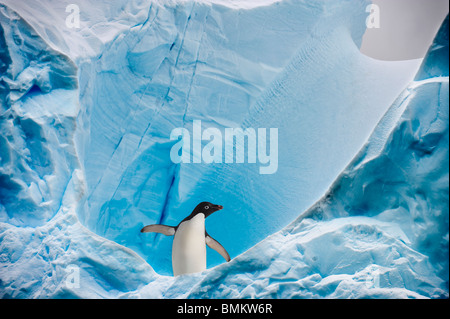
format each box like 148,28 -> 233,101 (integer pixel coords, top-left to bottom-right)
0,5 -> 78,228
0,0 -> 447,298
415,15 -> 449,81
7,0 -> 419,275
132,14 -> 449,298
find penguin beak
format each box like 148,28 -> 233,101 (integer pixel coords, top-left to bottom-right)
214,205 -> 223,211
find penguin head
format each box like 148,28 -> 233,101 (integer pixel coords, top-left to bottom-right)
193,201 -> 223,218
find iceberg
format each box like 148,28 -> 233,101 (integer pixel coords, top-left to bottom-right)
0,0 -> 447,298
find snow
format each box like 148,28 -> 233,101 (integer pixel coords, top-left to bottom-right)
0,0 -> 448,298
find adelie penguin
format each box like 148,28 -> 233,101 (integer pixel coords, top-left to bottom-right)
141,202 -> 231,276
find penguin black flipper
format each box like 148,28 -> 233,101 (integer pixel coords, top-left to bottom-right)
141,224 -> 175,236
205,232 -> 231,262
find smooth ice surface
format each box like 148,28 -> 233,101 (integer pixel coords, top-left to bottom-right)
0,0 -> 447,298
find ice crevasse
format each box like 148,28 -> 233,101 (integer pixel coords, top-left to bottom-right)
0,0 -> 448,298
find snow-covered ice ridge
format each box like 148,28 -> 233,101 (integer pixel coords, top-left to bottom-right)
0,0 -> 447,298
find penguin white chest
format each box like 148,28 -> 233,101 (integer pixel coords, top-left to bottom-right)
172,213 -> 207,276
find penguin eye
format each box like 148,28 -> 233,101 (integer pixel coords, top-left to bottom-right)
204,205 -> 209,210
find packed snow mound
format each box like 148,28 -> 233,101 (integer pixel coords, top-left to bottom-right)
0,0 -> 447,298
